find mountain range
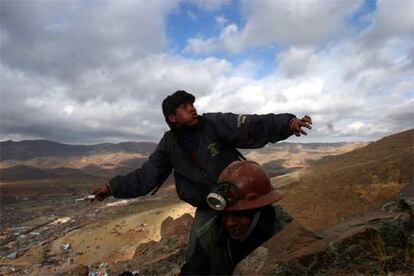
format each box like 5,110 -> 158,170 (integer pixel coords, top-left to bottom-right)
0,140 -> 156,161
0,139 -> 365,181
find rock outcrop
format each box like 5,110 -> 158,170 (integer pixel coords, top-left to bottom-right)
235,194 -> 414,275
109,214 -> 193,275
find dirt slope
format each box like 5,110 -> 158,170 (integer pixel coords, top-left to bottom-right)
277,129 -> 413,228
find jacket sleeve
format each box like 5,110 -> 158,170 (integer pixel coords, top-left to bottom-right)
108,135 -> 172,198
204,112 -> 296,149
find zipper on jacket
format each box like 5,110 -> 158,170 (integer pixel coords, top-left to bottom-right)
227,237 -> 234,268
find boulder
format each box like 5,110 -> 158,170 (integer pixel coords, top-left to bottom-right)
109,213 -> 194,275
236,203 -> 413,275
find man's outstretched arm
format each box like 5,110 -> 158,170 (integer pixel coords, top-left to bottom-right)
204,112 -> 312,149
92,135 -> 172,200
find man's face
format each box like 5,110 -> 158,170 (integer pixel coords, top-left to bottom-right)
168,102 -> 198,126
220,210 -> 253,241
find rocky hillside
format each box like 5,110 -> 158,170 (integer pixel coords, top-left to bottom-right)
235,190 -> 414,275
276,129 -> 413,228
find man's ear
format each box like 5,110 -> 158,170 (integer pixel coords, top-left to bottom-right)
168,114 -> 177,124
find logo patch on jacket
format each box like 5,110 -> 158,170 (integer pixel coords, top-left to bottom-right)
208,143 -> 219,157
237,114 -> 247,128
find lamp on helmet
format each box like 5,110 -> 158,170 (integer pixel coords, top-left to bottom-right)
206,182 -> 240,210
206,160 -> 284,211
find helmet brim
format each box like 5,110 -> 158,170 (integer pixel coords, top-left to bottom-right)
224,190 -> 284,211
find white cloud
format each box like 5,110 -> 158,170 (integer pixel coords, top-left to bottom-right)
220,24 -> 242,52
216,15 -> 228,27
187,0 -> 230,11
336,120 -> 390,137
239,0 -> 364,46
0,0 -> 179,81
63,105 -> 76,115
388,99 -> 414,126
185,37 -> 219,54
276,47 -> 319,77
185,23 -> 242,54
185,0 -> 364,54
362,0 -> 414,44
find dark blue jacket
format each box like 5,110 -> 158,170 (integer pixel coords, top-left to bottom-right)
108,112 -> 295,208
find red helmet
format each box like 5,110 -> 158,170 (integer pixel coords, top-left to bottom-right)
207,160 -> 284,211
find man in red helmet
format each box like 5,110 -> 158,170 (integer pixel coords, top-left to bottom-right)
92,90 -> 311,262
180,160 -> 292,275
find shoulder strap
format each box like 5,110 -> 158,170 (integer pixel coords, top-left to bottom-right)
197,216 -> 219,253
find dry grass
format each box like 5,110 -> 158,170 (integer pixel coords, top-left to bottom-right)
366,231 -> 392,273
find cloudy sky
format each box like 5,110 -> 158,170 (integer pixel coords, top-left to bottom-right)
1,0 -> 413,144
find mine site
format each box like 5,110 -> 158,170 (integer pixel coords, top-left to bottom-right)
1,1 -> 414,275
0,129 -> 413,275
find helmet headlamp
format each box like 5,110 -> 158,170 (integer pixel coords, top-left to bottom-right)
206,182 -> 240,210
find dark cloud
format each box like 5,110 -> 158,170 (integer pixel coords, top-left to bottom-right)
0,54 -> 229,144
0,0 -> 176,81
0,0 -> 179,143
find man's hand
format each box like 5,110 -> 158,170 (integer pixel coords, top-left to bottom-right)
91,183 -> 111,201
289,115 -> 312,136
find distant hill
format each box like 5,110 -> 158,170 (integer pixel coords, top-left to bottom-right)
0,165 -> 50,179
277,128 -> 414,228
0,140 -> 157,180
0,165 -> 94,180
0,140 -> 157,161
0,138 -> 365,182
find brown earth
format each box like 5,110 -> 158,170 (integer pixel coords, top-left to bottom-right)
276,129 -> 413,229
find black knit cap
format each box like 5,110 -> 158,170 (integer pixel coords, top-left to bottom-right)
162,90 -> 195,120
